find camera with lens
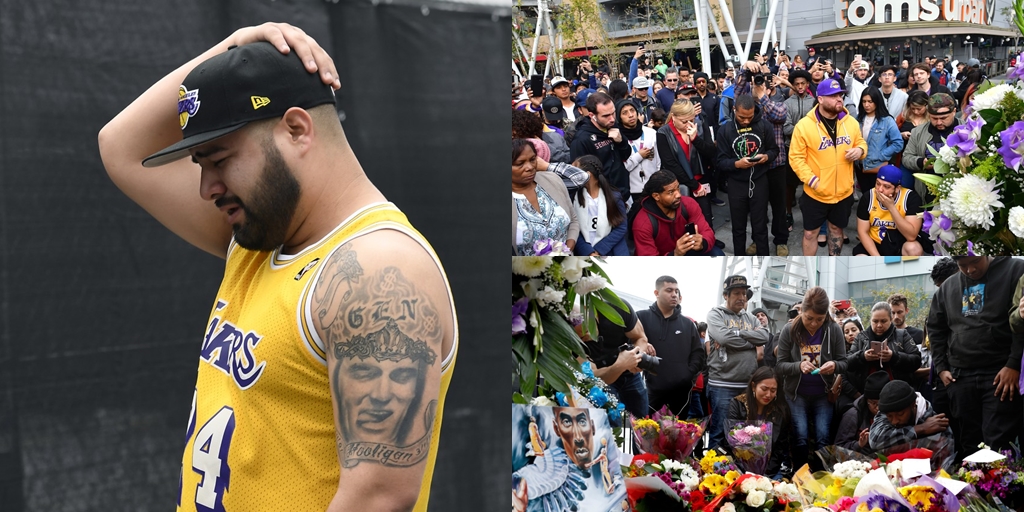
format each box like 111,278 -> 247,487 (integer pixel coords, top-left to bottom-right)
752,73 -> 773,86
617,342 -> 661,374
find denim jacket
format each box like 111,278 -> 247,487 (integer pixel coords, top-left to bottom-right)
862,115 -> 903,171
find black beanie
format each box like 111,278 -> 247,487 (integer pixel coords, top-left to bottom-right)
878,380 -> 916,413
864,371 -> 891,400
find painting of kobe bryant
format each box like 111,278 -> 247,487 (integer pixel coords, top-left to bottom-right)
512,404 -> 628,512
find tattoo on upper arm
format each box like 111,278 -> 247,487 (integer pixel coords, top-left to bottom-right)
313,244 -> 442,469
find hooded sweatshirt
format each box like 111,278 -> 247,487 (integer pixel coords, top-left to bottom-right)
637,303 -> 705,392
789,105 -> 867,204
715,104 -> 780,182
927,257 -> 1024,375
631,195 -> 715,256
705,305 -> 770,388
569,117 -> 633,198
775,320 -> 848,402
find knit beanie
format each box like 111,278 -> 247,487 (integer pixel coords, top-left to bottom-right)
863,371 -> 891,400
877,380 -> 915,413
526,138 -> 551,163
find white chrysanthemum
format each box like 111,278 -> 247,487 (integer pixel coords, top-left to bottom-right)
662,459 -> 686,472
575,275 -> 608,296
677,465 -> 699,491
970,84 -> 1014,111
531,396 -> 556,406
745,490 -> 767,507
512,256 -> 552,277
946,174 -> 1004,229
560,256 -> 591,283
833,460 -> 872,480
937,145 -> 959,165
1010,206 -> 1024,238
720,503 -> 737,512
535,285 -> 566,307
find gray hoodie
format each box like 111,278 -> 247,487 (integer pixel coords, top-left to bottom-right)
706,305 -> 770,388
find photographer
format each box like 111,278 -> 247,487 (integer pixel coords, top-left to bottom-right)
638,275 -> 706,417
584,301 -> 656,419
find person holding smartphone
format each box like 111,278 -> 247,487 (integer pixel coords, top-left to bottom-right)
715,94 -> 779,256
656,98 -> 718,226
845,301 -> 922,404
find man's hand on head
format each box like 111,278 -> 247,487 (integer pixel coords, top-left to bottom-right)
227,23 -> 340,90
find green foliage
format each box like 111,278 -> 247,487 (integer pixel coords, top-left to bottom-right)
971,153 -> 1006,181
852,284 -> 931,332
1000,91 -> 1024,127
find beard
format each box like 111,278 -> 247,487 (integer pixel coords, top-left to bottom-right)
221,142 -> 301,251
821,100 -> 844,116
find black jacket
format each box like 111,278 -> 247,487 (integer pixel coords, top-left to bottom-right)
715,105 -> 779,182
569,118 -> 633,197
927,257 -> 1024,374
726,394 -> 791,476
656,120 -> 717,195
834,395 -> 874,454
636,303 -> 705,393
846,327 -> 922,393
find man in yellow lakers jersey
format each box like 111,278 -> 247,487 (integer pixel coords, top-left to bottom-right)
98,23 -> 457,512
853,165 -> 929,256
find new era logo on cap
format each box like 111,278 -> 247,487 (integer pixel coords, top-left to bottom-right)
144,41 -> 336,168
251,96 -> 270,110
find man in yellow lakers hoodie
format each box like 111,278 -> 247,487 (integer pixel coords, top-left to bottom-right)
789,78 -> 867,256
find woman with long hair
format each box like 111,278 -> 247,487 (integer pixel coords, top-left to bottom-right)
842,318 -> 863,352
726,366 -> 792,479
896,90 -> 929,187
956,69 -> 985,113
512,138 -> 579,255
855,87 -> 904,196
775,287 -> 848,469
571,155 -> 629,255
792,54 -> 805,70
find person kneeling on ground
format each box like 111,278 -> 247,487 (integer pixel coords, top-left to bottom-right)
854,165 -> 929,256
869,380 -> 951,452
629,170 -> 723,255
835,371 -> 889,454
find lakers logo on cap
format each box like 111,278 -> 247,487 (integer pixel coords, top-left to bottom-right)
251,95 -> 271,110
178,85 -> 200,130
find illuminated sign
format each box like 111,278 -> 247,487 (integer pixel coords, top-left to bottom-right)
834,0 -> 992,28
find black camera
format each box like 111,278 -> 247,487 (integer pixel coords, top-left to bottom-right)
752,73 -> 773,86
618,343 -> 661,375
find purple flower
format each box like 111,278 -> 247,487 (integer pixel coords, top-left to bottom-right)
922,211 -> 933,232
512,297 -> 529,335
947,117 -> 984,157
533,239 -> 553,255
1009,52 -> 1024,81
939,213 -> 952,231
998,120 -> 1024,171
967,240 -> 977,256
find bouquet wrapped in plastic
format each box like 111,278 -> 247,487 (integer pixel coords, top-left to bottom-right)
726,421 -> 773,475
631,406 -> 708,461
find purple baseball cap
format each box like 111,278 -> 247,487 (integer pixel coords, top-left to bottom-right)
816,78 -> 846,97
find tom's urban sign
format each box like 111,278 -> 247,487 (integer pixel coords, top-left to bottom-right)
834,0 -> 995,27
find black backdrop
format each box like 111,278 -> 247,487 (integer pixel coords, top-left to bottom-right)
0,0 -> 507,509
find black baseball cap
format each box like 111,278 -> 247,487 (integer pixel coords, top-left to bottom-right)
541,96 -> 566,122
143,41 -> 337,168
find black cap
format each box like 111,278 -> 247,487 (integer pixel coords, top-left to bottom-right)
723,275 -> 751,293
752,307 -> 769,317
878,380 -> 916,413
143,42 -> 337,168
864,371 -> 891,400
541,96 -> 566,122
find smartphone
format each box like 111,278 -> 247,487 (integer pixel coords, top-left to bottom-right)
854,54 -> 862,62
685,223 -> 697,235
836,299 -> 851,310
870,341 -> 883,353
638,43 -> 645,50
746,156 -> 759,162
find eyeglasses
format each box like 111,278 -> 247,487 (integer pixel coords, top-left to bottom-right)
665,78 -> 678,82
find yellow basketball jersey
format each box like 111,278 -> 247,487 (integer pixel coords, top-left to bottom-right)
866,187 -> 911,244
177,202 -> 458,512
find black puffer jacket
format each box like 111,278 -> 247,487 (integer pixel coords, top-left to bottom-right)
846,326 -> 921,393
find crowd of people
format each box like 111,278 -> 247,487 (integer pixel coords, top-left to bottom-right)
579,256 -> 1024,477
512,47 -> 989,257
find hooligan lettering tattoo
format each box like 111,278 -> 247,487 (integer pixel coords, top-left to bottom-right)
313,246 -> 443,469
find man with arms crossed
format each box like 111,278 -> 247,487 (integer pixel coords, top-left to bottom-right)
98,24 -> 457,512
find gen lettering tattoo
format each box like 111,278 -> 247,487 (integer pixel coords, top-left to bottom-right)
315,247 -> 442,469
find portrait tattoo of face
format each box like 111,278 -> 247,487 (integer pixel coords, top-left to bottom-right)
553,407 -> 595,470
313,243 -> 442,469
